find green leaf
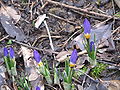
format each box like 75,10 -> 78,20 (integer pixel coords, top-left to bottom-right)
4,57 -> 11,75
114,12 -> 120,17
63,82 -> 72,90
54,68 -> 60,84
45,76 -> 52,84
7,40 -> 12,45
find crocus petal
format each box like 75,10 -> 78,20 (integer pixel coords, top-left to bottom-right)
36,86 -> 40,90
90,41 -> 95,52
4,47 -> 8,57
83,18 -> 91,34
9,47 -> 15,59
34,50 -> 41,63
70,49 -> 78,64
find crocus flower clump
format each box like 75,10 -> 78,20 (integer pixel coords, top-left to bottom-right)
3,47 -> 17,76
69,49 -> 78,67
33,50 -> 52,84
83,18 -> 97,66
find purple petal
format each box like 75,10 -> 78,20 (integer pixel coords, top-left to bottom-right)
36,86 -> 40,90
90,41 -> 95,52
9,47 -> 15,59
70,49 -> 78,64
4,47 -> 8,57
33,50 -> 41,63
83,18 -> 91,34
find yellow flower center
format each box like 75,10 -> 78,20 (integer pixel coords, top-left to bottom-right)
84,34 -> 90,39
38,62 -> 43,66
69,63 -> 76,67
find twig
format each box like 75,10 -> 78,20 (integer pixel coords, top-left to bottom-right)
71,10 -> 104,20
72,77 -> 81,84
41,0 -> 55,51
112,0 -> 116,33
30,2 -> 35,20
48,13 -> 76,25
40,2 -> 49,10
46,0 -> 113,19
62,30 -> 81,48
12,39 -> 58,54
45,84 -> 57,90
32,35 -> 62,47
0,35 -> 9,42
81,68 -> 90,86
112,26 -> 120,35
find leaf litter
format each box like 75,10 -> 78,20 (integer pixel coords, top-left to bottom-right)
0,0 -> 120,90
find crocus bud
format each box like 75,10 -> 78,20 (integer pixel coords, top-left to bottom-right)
9,47 -> 15,59
70,49 -> 78,67
83,18 -> 91,39
90,41 -> 95,52
4,47 -> 8,57
36,86 -> 40,90
34,50 -> 43,66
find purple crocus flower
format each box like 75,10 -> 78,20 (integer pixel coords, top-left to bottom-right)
83,18 -> 91,39
9,47 -> 15,59
90,41 -> 95,52
33,50 -> 41,63
4,47 -> 8,57
36,86 -> 40,90
70,49 -> 78,67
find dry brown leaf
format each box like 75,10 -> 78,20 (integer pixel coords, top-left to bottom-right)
0,6 -> 21,23
56,50 -> 72,62
0,85 -> 11,90
100,79 -> 120,90
35,14 -> 46,28
114,0 -> 120,8
28,67 -> 39,81
0,8 -> 25,41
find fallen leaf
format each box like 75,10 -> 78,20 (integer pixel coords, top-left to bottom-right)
56,50 -> 72,62
29,67 -> 39,81
114,0 -> 120,8
0,74 -> 4,87
0,85 -> 11,90
100,79 -> 120,90
0,14 -> 25,41
77,85 -> 83,90
0,6 -> 21,23
35,14 -> 46,28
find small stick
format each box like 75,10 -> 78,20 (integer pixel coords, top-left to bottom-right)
12,39 -> 58,54
32,35 -> 62,46
62,30 -> 81,48
112,25 -> 120,35
46,0 -> 112,19
41,0 -> 55,51
71,10 -> 104,20
48,13 -> 76,25
0,35 -> 9,42
30,2 -> 35,20
45,84 -> 57,90
40,2 -> 49,10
